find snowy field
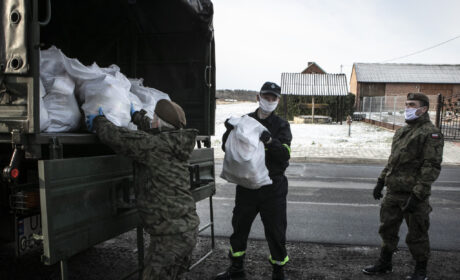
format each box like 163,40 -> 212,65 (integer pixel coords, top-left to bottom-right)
211,102 -> 460,164
211,102 -> 395,160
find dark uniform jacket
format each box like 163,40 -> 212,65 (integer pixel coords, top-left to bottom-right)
378,113 -> 444,200
93,115 -> 200,235
223,109 -> 292,178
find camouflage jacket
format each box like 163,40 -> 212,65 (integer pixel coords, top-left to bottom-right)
378,113 -> 444,200
93,116 -> 200,235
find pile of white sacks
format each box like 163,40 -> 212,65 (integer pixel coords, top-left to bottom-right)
39,46 -> 170,132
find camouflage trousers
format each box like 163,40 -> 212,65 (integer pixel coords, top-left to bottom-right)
379,192 -> 432,262
142,228 -> 198,280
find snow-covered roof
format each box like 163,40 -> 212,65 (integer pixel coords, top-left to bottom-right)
280,73 -> 348,96
354,63 -> 460,84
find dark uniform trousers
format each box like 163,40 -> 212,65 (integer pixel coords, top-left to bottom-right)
379,191 -> 432,262
223,109 -> 292,265
230,175 -> 288,262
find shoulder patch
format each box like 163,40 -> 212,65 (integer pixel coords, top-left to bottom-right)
431,133 -> 440,139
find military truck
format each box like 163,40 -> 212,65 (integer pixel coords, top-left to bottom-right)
0,0 -> 216,279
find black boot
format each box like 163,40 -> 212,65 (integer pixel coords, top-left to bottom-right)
214,255 -> 246,280
406,261 -> 428,280
272,264 -> 288,280
362,249 -> 393,275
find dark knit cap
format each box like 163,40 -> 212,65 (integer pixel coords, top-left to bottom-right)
154,99 -> 186,128
260,81 -> 281,97
407,92 -> 430,107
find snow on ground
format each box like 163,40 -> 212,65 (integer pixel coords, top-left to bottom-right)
211,102 -> 394,159
211,101 -> 460,164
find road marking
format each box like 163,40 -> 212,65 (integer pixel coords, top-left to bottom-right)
216,178 -> 460,191
211,196 -> 379,207
287,180 -> 460,191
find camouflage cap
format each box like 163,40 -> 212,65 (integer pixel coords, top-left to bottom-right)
154,99 -> 186,129
407,92 -> 429,107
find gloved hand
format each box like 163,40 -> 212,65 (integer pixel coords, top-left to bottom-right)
224,119 -> 234,131
130,103 -> 136,117
402,194 -> 421,213
373,178 -> 385,200
260,130 -> 272,144
86,107 -> 104,132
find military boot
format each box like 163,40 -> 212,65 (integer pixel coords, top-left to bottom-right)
406,261 -> 428,280
214,255 -> 246,280
272,264 -> 289,280
362,249 -> 393,275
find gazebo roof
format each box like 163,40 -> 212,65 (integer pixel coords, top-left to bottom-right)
281,73 -> 348,96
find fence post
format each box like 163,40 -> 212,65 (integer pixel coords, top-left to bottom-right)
393,96 -> 397,130
435,93 -> 442,128
369,97 -> 373,121
362,97 -> 366,118
379,96 -> 383,122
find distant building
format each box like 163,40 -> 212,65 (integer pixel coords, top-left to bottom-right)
350,63 -> 460,109
301,62 -> 327,74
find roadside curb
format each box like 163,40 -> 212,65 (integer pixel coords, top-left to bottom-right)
289,157 -> 387,165
214,157 -> 460,166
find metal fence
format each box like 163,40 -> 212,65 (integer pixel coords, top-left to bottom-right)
440,95 -> 460,140
355,95 -> 460,140
355,95 -> 439,128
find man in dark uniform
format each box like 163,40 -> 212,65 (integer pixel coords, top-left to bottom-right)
86,100 -> 200,280
215,82 -> 292,280
362,93 -> 444,280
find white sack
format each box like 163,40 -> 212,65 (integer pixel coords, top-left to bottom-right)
39,46 -> 159,130
220,115 -> 272,189
41,46 -> 106,87
40,46 -> 86,132
129,78 -> 170,118
39,79 -> 50,132
80,72 -> 134,128
40,46 -> 68,84
42,75 -> 81,132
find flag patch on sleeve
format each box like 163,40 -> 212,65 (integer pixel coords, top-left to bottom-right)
431,133 -> 440,139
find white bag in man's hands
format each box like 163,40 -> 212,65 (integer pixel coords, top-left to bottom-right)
220,115 -> 272,189
79,64 -> 143,129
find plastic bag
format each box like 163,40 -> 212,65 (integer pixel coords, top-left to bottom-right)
39,46 -> 165,131
40,46 -> 85,132
220,115 -> 272,189
42,74 -> 81,132
41,46 -> 106,88
129,78 -> 170,118
39,78 -> 51,132
79,70 -> 138,128
40,46 -> 68,85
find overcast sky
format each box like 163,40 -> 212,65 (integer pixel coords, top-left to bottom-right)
212,0 -> 460,91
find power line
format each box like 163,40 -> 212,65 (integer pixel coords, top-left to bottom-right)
382,34 -> 460,63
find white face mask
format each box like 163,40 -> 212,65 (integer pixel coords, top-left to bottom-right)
259,95 -> 279,113
405,108 -> 420,120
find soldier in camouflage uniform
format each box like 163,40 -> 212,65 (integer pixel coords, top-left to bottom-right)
362,93 -> 444,280
86,99 -> 200,280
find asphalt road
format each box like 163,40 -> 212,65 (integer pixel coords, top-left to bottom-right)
197,161 -> 460,251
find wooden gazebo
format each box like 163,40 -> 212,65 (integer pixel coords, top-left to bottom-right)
280,73 -> 349,124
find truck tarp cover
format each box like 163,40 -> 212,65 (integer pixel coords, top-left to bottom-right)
42,0 -> 215,135
1,0 -> 215,135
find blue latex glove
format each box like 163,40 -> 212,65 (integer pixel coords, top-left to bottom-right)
130,103 -> 136,117
86,107 -> 104,132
